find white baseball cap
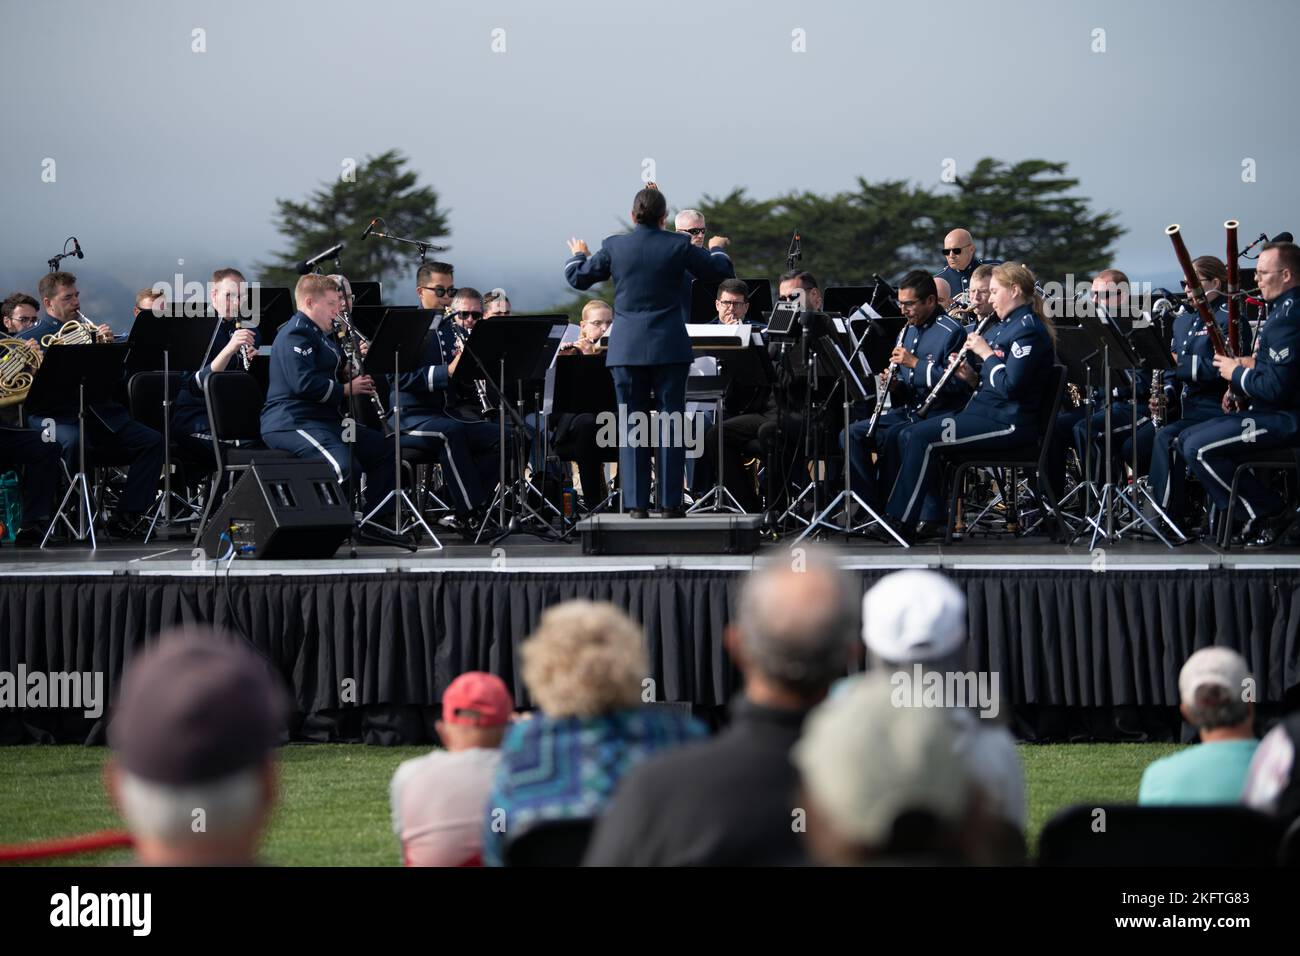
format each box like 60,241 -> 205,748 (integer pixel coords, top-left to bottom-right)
861,570 -> 966,663
793,674 -> 969,845
1178,647 -> 1251,706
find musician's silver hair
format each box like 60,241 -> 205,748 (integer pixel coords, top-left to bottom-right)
674,208 -> 705,227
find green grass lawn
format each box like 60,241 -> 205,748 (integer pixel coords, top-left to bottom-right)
0,741 -> 1184,866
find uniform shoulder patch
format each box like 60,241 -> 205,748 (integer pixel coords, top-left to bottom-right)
293,345 -> 313,356
1010,341 -> 1032,359
1269,346 -> 1291,362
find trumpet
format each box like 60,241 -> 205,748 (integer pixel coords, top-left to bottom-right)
40,310 -> 106,347
0,337 -> 43,409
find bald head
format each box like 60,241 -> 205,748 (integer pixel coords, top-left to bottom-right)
733,551 -> 856,701
943,229 -> 976,272
934,276 -> 952,309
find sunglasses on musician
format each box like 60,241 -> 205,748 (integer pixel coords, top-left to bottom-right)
420,285 -> 457,297
943,246 -> 971,256
453,310 -> 484,321
682,227 -> 706,236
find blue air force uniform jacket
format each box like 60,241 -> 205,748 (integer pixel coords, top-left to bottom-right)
963,304 -> 1056,429
1159,299 -> 1253,417
1232,289 -> 1300,415
17,316 -> 133,432
564,224 -> 734,367
892,308 -> 970,413
936,256 -> 1000,295
391,316 -> 474,418
260,313 -> 344,434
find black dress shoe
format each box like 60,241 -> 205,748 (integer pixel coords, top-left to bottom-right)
1245,508 -> 1300,549
657,505 -> 688,519
105,512 -> 146,541
13,526 -> 44,548
628,508 -> 650,520
868,514 -> 913,545
912,521 -> 943,543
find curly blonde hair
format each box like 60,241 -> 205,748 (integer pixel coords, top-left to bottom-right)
521,601 -> 647,718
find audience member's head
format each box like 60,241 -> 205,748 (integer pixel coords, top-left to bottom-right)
521,601 -> 646,718
794,675 -> 974,865
730,549 -> 856,709
437,671 -> 512,751
105,629 -> 289,866
861,569 -> 966,673
1179,647 -> 1254,740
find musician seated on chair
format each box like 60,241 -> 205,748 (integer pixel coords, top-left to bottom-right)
391,286 -> 500,533
171,268 -> 259,443
551,299 -> 618,507
260,273 -> 395,510
2,292 -> 39,335
1147,255 -> 1250,528
695,271 -> 817,515
17,271 -> 164,540
483,288 -> 511,318
882,262 -> 1057,544
1179,242 -> 1300,548
1071,269 -> 1156,485
936,228 -> 1000,295
0,425 -> 62,546
415,261 -> 457,315
842,270 -> 968,522
133,287 -> 164,318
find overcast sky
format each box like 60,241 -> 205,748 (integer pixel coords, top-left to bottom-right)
2,0 -> 1295,323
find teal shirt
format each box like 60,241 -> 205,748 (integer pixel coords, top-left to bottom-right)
1138,739 -> 1259,806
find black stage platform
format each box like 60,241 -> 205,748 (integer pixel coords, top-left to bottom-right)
3,530 -> 1299,745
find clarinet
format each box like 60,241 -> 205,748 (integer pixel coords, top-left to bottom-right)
916,311 -> 999,417
864,323 -> 908,439
333,313 -> 389,429
450,320 -> 494,416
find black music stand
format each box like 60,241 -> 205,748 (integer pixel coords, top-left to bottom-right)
248,287 -> 294,346
452,317 -> 565,543
359,310 -> 441,547
26,344 -> 130,549
794,325 -> 909,547
350,281 -> 383,308
127,313 -> 219,541
1121,321 -> 1185,543
688,328 -> 774,515
776,311 -> 841,529
551,351 -> 620,522
1073,310 -> 1176,548
823,286 -> 879,317
1052,326 -> 1102,530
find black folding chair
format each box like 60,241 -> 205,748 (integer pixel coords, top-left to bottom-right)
939,364 -> 1068,543
192,371 -> 295,544
1038,804 -> 1282,866
1217,447 -> 1300,549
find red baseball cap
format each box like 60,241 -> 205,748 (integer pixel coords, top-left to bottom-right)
442,672 -> 512,727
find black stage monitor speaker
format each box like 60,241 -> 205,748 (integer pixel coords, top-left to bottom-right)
200,461 -> 353,559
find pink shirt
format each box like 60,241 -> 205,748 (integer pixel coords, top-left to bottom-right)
390,748 -> 501,867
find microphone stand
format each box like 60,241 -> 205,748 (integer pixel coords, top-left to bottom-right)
363,219 -> 449,265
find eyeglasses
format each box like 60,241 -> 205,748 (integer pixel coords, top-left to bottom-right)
682,227 -> 706,236
943,246 -> 971,256
778,293 -> 803,302
1255,268 -> 1284,278
718,299 -> 748,308
420,285 -> 457,298
897,298 -> 925,310
452,310 -> 484,321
